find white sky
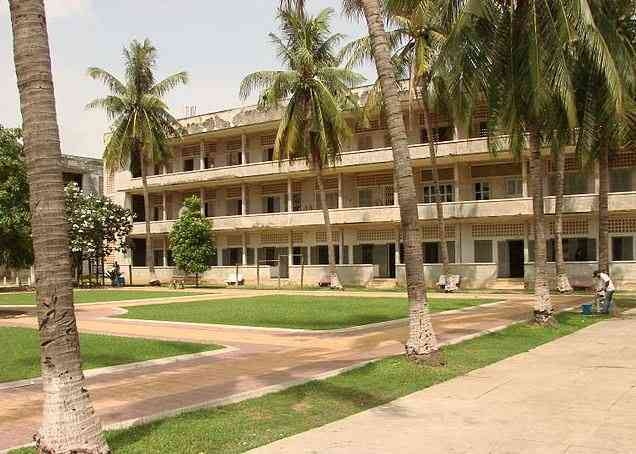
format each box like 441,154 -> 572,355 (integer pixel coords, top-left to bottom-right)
0,0 -> 375,158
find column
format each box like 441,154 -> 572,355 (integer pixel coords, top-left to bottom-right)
217,247 -> 223,266
241,134 -> 247,165
453,162 -> 460,201
339,231 -> 345,265
242,233 -> 248,266
162,192 -> 167,221
337,173 -> 343,209
199,188 -> 205,217
287,177 -> 293,213
594,161 -> 600,194
199,141 -> 205,170
348,238 -> 354,265
394,228 -> 401,272
288,231 -> 294,267
522,159 -> 529,197
241,183 -> 247,216
162,237 -> 168,267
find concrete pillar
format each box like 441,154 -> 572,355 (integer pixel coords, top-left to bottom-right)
594,161 -> 600,194
217,248 -> 223,267
241,183 -> 247,216
199,188 -> 205,217
394,228 -> 401,268
337,173 -> 343,209
162,237 -> 168,267
522,159 -> 529,197
453,162 -> 460,201
524,222 -> 530,263
199,141 -> 205,170
339,231 -> 345,265
287,177 -> 293,213
254,247 -> 259,267
288,231 -> 294,267
348,238 -> 354,265
241,134 -> 247,165
162,192 -> 167,221
242,232 -> 248,266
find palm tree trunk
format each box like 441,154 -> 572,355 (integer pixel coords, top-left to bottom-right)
598,143 -> 610,274
421,103 -> 450,280
529,130 -> 554,324
8,1 -> 109,452
359,0 -> 440,362
140,155 -> 158,284
316,169 -> 343,289
554,149 -> 572,293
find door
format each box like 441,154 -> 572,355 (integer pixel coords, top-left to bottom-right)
387,243 -> 396,278
508,240 -> 525,278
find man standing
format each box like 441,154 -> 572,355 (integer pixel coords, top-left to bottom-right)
593,270 -> 616,314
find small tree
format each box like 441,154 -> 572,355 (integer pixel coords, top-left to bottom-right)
64,183 -> 133,281
0,126 -> 33,270
169,196 -> 215,285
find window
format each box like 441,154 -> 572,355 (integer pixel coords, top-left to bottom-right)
422,184 -> 454,203
226,199 -> 243,216
292,193 -> 302,211
564,174 -> 588,195
203,155 -> 215,169
153,249 -> 164,267
264,147 -> 275,162
357,135 -> 373,150
474,240 -> 493,263
612,236 -> 634,261
311,246 -> 340,265
203,200 -> 214,218
183,158 -> 194,172
222,248 -> 242,266
154,164 -> 163,175
358,188 -> 374,207
316,191 -> 338,209
152,204 -> 164,222
263,195 -> 284,213
474,182 -> 491,200
563,238 -> 596,262
292,247 -> 308,265
422,242 -> 456,264
505,178 -> 523,198
227,151 -> 243,166
610,168 -> 633,193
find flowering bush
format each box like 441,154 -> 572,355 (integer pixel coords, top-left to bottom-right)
169,195 -> 215,276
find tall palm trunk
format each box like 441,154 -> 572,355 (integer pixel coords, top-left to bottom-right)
140,155 -> 158,283
8,1 -> 109,452
529,130 -> 554,324
360,0 -> 440,361
316,169 -> 342,289
598,143 -> 610,274
554,149 -> 573,293
421,103 -> 450,280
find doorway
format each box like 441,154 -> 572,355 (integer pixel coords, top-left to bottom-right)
497,240 -> 524,278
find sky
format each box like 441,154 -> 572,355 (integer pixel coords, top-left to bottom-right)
0,0 -> 375,158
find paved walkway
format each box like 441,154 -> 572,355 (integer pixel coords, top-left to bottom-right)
0,290 -> 584,451
250,312 -> 636,454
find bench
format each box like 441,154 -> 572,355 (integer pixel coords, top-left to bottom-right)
169,275 -> 199,289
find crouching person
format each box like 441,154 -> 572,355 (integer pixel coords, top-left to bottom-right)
593,270 -> 615,314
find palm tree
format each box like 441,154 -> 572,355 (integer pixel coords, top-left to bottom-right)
343,0 -> 441,361
87,39 -> 187,284
574,0 -> 636,274
342,0 -> 456,284
553,146 -> 574,293
447,0 -> 623,324
8,1 -> 109,452
240,7 -> 364,290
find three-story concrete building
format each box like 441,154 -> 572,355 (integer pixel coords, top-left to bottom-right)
105,87 -> 636,289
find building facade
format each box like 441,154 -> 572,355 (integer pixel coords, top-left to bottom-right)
106,88 -> 636,289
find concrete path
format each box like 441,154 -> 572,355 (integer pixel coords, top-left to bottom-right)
250,313 -> 636,454
0,290 -> 584,451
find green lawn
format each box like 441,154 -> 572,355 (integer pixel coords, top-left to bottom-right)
119,295 -> 497,330
0,327 -> 220,383
12,311 -> 613,454
0,289 -> 198,306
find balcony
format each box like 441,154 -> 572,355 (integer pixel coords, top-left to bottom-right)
122,138 -> 493,192
130,192 -> 636,236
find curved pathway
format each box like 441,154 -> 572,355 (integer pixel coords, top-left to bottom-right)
0,290 -> 585,451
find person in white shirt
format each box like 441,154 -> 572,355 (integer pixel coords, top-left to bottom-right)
593,270 -> 615,313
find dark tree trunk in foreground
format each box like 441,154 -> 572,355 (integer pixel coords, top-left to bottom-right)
360,0 -> 440,361
8,1 -> 109,452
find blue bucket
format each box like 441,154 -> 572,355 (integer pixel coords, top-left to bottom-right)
581,303 -> 593,315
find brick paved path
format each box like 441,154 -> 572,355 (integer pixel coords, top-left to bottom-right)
0,291 -> 584,451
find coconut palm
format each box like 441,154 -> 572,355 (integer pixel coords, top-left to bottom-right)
87,39 -> 188,284
240,6 -> 364,290
342,0 -> 458,284
574,0 -> 636,274
343,0 -> 441,361
445,0 -> 624,324
8,1 -> 108,452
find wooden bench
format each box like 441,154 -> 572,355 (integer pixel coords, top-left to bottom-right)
169,275 -> 199,289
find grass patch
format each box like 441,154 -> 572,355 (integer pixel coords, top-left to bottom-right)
12,310 -> 613,454
0,290 -> 198,306
119,295 -> 496,330
0,327 -> 220,383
